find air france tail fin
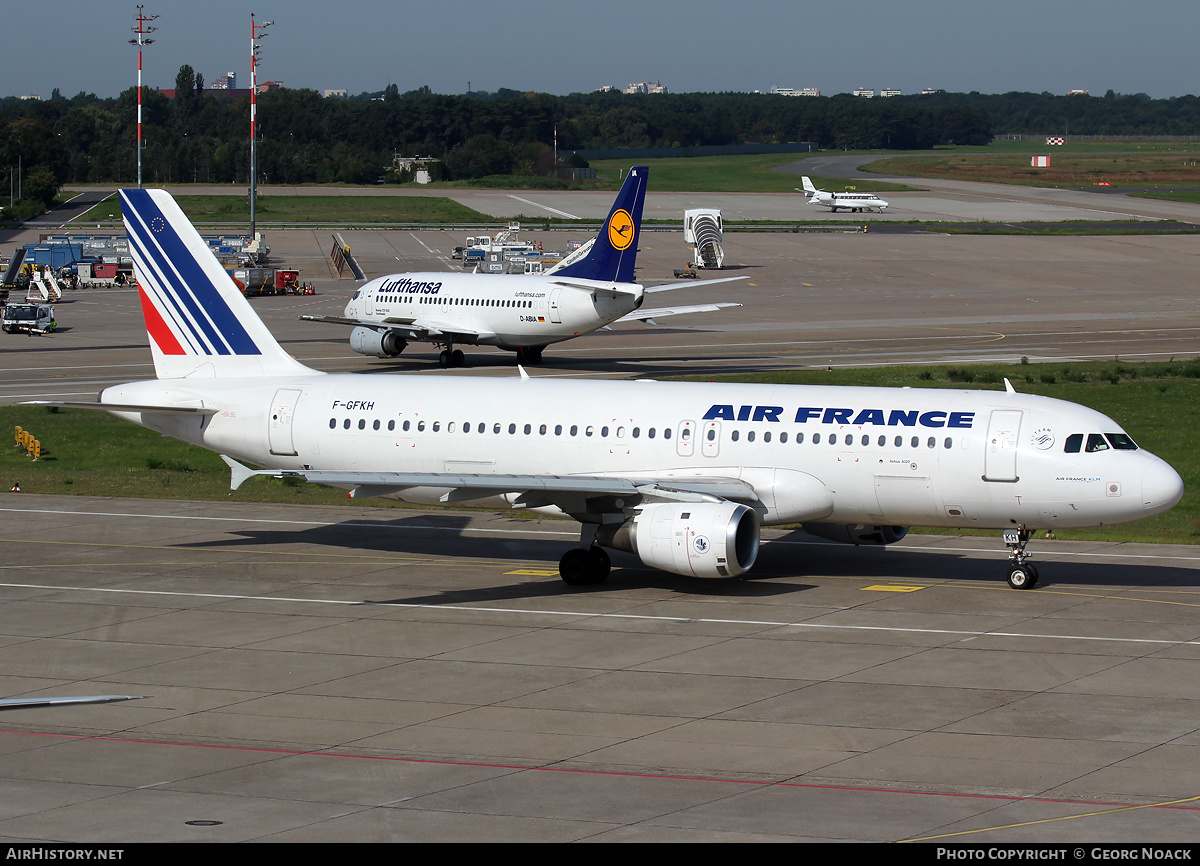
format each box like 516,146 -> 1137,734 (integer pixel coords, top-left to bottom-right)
120,189 -> 312,380
552,165 -> 647,284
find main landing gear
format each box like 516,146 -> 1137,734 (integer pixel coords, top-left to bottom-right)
558,546 -> 610,586
1003,525 -> 1039,589
558,524 -> 611,586
438,347 -> 465,367
516,346 -> 544,365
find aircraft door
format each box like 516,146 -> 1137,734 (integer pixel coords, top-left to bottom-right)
701,421 -> 720,457
365,288 -> 375,316
268,388 -> 302,456
549,287 -> 562,324
676,420 -> 695,457
984,409 -> 1022,482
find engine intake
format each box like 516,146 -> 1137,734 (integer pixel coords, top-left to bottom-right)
350,327 -> 406,358
596,501 -> 759,578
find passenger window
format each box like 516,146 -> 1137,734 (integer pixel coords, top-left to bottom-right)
432,422 -> 441,432
523,424 -> 531,435
911,437 -> 919,448
403,420 -> 411,431
780,432 -> 788,443
388,420 -> 395,431
878,435 -> 886,447
813,433 -> 821,444
1086,433 -> 1109,453
894,436 -> 902,447
633,428 -> 640,438
763,431 -> 771,443
417,421 -> 426,432
706,429 -> 715,441
844,434 -> 852,446
648,428 -> 655,439
373,420 -> 381,431
555,425 -> 562,436
731,430 -> 739,442
508,423 -> 516,434
747,431 -> 756,442
944,437 -> 952,449
586,426 -> 594,437
795,432 -> 804,444
571,425 -> 578,436
329,418 -> 336,429
358,419 -> 366,430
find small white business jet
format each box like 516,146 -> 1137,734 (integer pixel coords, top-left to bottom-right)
798,176 -> 890,212
30,189 -> 1182,591
301,166 -> 742,367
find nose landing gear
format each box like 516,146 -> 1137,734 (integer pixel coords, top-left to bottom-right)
1003,525 -> 1039,589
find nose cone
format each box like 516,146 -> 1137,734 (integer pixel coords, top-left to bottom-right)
1142,459 -> 1184,515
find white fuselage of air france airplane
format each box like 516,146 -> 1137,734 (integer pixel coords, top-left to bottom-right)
101,372 -> 1182,543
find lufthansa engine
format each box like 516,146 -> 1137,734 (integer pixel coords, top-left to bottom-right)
596,501 -> 760,578
802,523 -> 909,546
350,327 -> 407,358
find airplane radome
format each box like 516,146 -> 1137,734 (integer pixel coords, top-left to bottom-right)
28,189 -> 1184,592
300,166 -> 743,367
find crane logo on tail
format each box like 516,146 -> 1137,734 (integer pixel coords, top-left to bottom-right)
607,209 -> 635,250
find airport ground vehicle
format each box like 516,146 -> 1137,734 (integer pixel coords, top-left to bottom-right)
2,303 -> 56,335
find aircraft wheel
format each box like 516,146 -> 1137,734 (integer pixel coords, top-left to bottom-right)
438,350 -> 450,367
559,547 -> 610,586
559,548 -> 592,585
588,547 -> 611,583
451,349 -> 465,367
1006,565 -> 1038,590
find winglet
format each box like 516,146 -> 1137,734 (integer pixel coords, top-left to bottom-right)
518,365 -> 529,381
1004,377 -> 1016,394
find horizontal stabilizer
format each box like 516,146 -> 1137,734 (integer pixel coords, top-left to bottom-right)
22,400 -> 217,416
617,302 -> 741,324
644,275 -> 748,294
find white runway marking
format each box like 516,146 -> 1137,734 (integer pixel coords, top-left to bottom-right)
1,578 -> 1197,649
506,195 -> 580,219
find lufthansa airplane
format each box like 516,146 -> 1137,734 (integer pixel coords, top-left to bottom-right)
301,166 -> 742,367
798,176 -> 890,213
33,189 -> 1183,591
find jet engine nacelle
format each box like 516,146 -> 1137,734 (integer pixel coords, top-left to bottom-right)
350,327 -> 406,358
802,523 -> 909,546
597,501 -> 760,578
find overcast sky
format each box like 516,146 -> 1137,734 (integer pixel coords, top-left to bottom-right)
6,1 -> 1198,101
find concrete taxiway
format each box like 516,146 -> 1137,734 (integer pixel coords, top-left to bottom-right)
1,494 -> 1199,842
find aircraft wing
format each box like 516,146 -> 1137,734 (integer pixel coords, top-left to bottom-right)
615,302 -> 741,325
0,695 -> 144,710
222,456 -> 757,511
644,275 -> 748,294
299,314 -> 491,343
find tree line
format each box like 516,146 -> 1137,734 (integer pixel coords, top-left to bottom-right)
2,72 -> 1198,219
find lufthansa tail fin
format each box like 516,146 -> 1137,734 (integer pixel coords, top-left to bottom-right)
552,166 -> 647,284
120,189 -> 312,380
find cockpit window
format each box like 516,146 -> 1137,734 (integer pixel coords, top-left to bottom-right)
1065,434 -> 1083,453
1085,433 -> 1110,453
1105,433 -> 1138,451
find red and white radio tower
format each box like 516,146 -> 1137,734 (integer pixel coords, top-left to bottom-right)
129,6 -> 158,189
250,13 -> 272,237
